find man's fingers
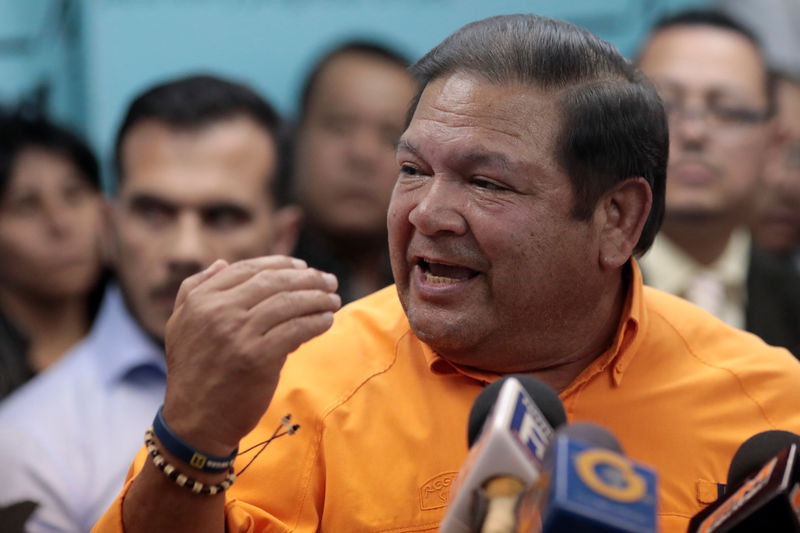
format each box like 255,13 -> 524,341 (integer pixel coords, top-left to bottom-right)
174,255 -> 309,311
196,256 -> 308,294
245,289 -> 342,335
229,267 -> 338,310
173,259 -> 228,310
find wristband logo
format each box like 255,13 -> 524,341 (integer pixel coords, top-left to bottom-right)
575,449 -> 647,503
190,453 -> 208,469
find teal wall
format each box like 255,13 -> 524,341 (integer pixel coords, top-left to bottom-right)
1,0 -> 710,185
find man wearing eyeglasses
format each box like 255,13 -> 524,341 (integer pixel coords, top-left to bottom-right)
636,10 -> 799,357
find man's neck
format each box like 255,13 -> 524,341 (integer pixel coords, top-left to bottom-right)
660,216 -> 740,266
533,269 -> 629,394
450,266 -> 631,395
0,287 -> 90,371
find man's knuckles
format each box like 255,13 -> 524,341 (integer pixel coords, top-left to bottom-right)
246,267 -> 337,293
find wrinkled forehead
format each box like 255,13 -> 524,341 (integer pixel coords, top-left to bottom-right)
400,72 -> 564,177
407,72 -> 562,139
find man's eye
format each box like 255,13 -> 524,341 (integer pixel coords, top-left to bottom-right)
472,178 -> 505,191
204,207 -> 250,229
130,198 -> 173,225
711,105 -> 768,125
399,164 -> 420,176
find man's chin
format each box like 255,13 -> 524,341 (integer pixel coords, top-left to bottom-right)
133,311 -> 168,348
409,315 -> 477,357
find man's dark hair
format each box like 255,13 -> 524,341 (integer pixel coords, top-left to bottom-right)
298,40 -> 411,123
409,14 -> 668,255
113,74 -> 285,202
643,9 -> 776,117
0,112 -> 100,199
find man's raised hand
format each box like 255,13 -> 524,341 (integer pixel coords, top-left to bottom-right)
161,256 -> 341,456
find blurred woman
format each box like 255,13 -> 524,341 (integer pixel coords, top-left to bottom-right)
0,113 -> 106,399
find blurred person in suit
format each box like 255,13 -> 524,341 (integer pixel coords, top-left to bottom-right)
0,113 -> 106,399
752,74 -> 800,262
290,41 -> 419,303
747,74 -> 800,356
0,75 -> 301,533
637,10 -> 799,356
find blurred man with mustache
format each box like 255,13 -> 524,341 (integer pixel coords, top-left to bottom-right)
635,10 -> 800,355
0,74 -> 301,533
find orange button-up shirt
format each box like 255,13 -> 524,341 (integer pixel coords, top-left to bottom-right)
94,261 -> 800,532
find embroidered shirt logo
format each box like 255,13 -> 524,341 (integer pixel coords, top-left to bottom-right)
420,472 -> 457,510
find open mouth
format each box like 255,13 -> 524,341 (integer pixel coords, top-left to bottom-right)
418,258 -> 479,284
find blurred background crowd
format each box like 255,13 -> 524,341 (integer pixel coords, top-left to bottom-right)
0,0 -> 799,531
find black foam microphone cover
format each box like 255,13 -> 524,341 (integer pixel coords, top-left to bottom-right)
467,374 -> 567,447
727,430 -> 800,488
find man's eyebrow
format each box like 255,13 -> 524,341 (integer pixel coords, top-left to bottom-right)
396,139 -> 421,156
127,192 -> 173,207
458,151 -> 516,172
200,202 -> 252,214
126,193 -> 251,213
397,139 -> 528,176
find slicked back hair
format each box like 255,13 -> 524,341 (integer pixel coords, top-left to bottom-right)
408,14 -> 668,255
113,74 -> 286,203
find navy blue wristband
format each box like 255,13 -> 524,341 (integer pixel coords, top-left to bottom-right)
152,406 -> 238,473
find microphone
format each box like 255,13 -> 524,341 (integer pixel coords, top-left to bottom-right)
440,375 -> 567,533
687,430 -> 800,533
517,422 -> 658,533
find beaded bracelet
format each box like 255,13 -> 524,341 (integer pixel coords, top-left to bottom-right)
152,406 -> 238,473
145,426 -> 236,495
144,413 -> 300,496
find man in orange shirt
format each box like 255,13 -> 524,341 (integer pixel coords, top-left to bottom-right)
94,14 -> 800,533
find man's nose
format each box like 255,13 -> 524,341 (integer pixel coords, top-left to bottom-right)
407,176 -> 468,236
166,213 -> 208,272
671,106 -> 711,147
345,127 -> 386,171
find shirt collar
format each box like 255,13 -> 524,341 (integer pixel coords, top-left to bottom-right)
562,260 -> 645,392
87,283 -> 166,385
423,260 -> 645,388
424,342 -> 502,384
638,229 -> 751,295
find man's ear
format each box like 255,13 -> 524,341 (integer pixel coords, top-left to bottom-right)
269,204 -> 304,256
595,177 -> 652,271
